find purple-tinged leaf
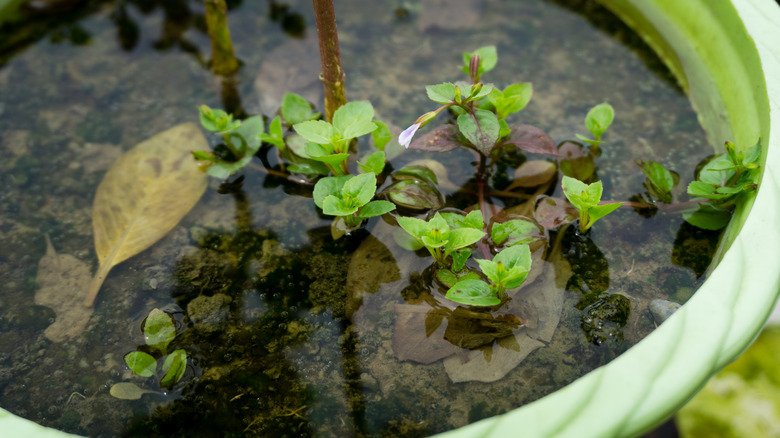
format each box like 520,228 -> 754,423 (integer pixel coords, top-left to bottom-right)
503,124 -> 558,156
409,125 -> 462,152
457,110 -> 500,156
384,180 -> 443,210
558,141 -> 595,181
533,196 -> 577,230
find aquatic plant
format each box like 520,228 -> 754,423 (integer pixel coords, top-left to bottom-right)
110,309 -> 188,400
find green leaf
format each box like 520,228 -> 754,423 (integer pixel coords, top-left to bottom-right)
342,172 -> 376,207
371,120 -> 393,151
396,216 -> 429,240
287,162 -> 330,176
636,160 -> 677,203
561,176 -> 597,210
332,101 -> 377,139
393,165 -> 438,185
476,258 -> 500,284
446,279 -> 499,307
461,46 -> 498,76
160,349 -> 187,388
234,115 -> 264,154
203,155 -> 254,179
445,228 -> 486,252
294,120 -> 334,145
688,181 -> 729,199
469,83 -> 495,100
144,308 -> 176,353
281,92 -> 320,125
457,109 -> 500,156
322,195 -> 358,216
313,175 -> 351,208
585,103 -> 614,140
492,83 -> 533,119
451,249 -> 471,272
358,200 -> 396,218
358,150 -> 386,175
494,244 -> 532,271
584,203 -> 623,229
491,219 -> 542,246
385,180 -> 443,210
436,269 -> 480,288
259,116 -> 285,150
698,155 -> 733,186
125,351 -> 157,377
110,382 -> 156,400
426,82 -> 458,104
462,210 -> 484,230
683,204 -> 732,230
305,142 -> 348,168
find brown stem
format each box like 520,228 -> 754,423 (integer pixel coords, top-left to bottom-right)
312,0 -> 347,122
204,0 -> 240,76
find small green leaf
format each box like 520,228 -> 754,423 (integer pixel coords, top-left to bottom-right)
294,120 -> 335,145
683,204 -> 732,230
371,120 -> 393,150
461,46 -> 498,76
160,349 -> 187,388
125,351 -> 157,377
281,92 -> 320,125
492,83 -> 532,119
457,109 -> 500,156
144,308 -> 176,353
476,259 -> 499,284
259,116 -> 285,150
585,103 -> 614,140
332,101 -> 377,140
426,83 -> 458,104
491,219 -> 542,246
392,165 -> 438,185
358,150 -> 386,175
342,172 -> 376,207
462,210 -> 484,230
110,382 -> 156,400
451,249 -> 471,272
561,176 -> 595,209
584,203 -> 623,229
358,200 -> 396,218
313,175 -> 351,208
446,279 -> 500,307
396,216 -> 429,241
445,228 -> 485,252
469,83 -> 494,100
688,181 -> 729,199
322,195 -> 358,216
305,142 -> 348,168
437,269 -> 480,288
636,160 -> 677,204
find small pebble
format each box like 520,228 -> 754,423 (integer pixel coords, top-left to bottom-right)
649,299 -> 682,325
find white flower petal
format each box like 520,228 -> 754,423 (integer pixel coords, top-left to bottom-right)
399,123 -> 420,149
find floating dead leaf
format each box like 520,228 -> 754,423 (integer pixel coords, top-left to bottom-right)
443,308 -> 522,349
392,304 -> 459,364
86,123 -> 208,306
345,232 -> 401,316
34,235 -> 93,342
110,382 -> 158,400
443,332 -> 545,383
506,160 -> 557,190
510,264 -> 564,343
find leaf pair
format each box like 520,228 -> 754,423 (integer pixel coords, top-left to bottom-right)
446,245 -> 532,306
561,176 -> 623,232
118,309 -> 188,397
313,172 -> 395,227
293,101 -> 378,175
575,103 -> 614,147
396,212 -> 485,264
193,107 -> 266,179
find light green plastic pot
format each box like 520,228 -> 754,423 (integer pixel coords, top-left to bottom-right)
1,0 -> 778,436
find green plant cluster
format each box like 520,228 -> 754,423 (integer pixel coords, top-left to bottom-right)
189,44 -> 761,309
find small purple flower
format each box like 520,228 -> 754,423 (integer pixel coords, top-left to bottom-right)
399,123 -> 420,149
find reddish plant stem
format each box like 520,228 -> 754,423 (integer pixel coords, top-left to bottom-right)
312,0 -> 347,122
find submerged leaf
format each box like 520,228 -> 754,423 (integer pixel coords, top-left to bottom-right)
86,123 -> 209,306
503,124 -> 558,156
110,382 -> 157,400
34,235 -> 94,342
506,160 -> 557,190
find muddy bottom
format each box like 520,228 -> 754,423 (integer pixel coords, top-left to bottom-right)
0,0 -> 719,436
